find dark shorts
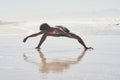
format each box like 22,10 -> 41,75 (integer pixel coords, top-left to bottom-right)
64,27 -> 70,33
56,26 -> 70,33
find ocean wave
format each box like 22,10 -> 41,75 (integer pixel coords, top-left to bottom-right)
0,20 -> 120,35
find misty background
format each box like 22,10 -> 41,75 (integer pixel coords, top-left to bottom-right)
0,0 -> 120,21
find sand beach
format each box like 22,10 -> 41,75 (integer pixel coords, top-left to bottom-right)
0,22 -> 120,80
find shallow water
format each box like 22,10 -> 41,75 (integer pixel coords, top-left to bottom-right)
0,21 -> 120,80
0,21 -> 120,36
0,35 -> 120,80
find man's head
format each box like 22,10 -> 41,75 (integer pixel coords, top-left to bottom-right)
40,23 -> 51,30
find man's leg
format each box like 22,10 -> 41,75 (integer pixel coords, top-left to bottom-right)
36,34 -> 47,49
67,33 -> 88,49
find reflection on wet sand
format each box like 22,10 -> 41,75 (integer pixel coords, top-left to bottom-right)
23,49 -> 87,73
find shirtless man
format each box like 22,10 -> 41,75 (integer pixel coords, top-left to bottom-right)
23,23 -> 92,49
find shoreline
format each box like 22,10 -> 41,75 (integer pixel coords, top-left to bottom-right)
0,29 -> 120,80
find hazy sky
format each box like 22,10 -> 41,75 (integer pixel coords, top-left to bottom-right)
0,0 -> 120,20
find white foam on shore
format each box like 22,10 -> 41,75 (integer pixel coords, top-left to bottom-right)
0,19 -> 120,36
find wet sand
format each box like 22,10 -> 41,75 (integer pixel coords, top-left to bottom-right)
0,35 -> 120,80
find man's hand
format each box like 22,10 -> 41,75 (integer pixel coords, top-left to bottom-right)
23,37 -> 28,43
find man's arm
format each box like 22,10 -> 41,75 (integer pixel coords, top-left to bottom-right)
23,31 -> 43,43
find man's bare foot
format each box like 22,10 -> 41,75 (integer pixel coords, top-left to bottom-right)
85,47 -> 93,50
35,47 -> 41,49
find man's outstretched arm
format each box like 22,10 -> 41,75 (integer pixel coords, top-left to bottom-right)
23,32 -> 43,43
